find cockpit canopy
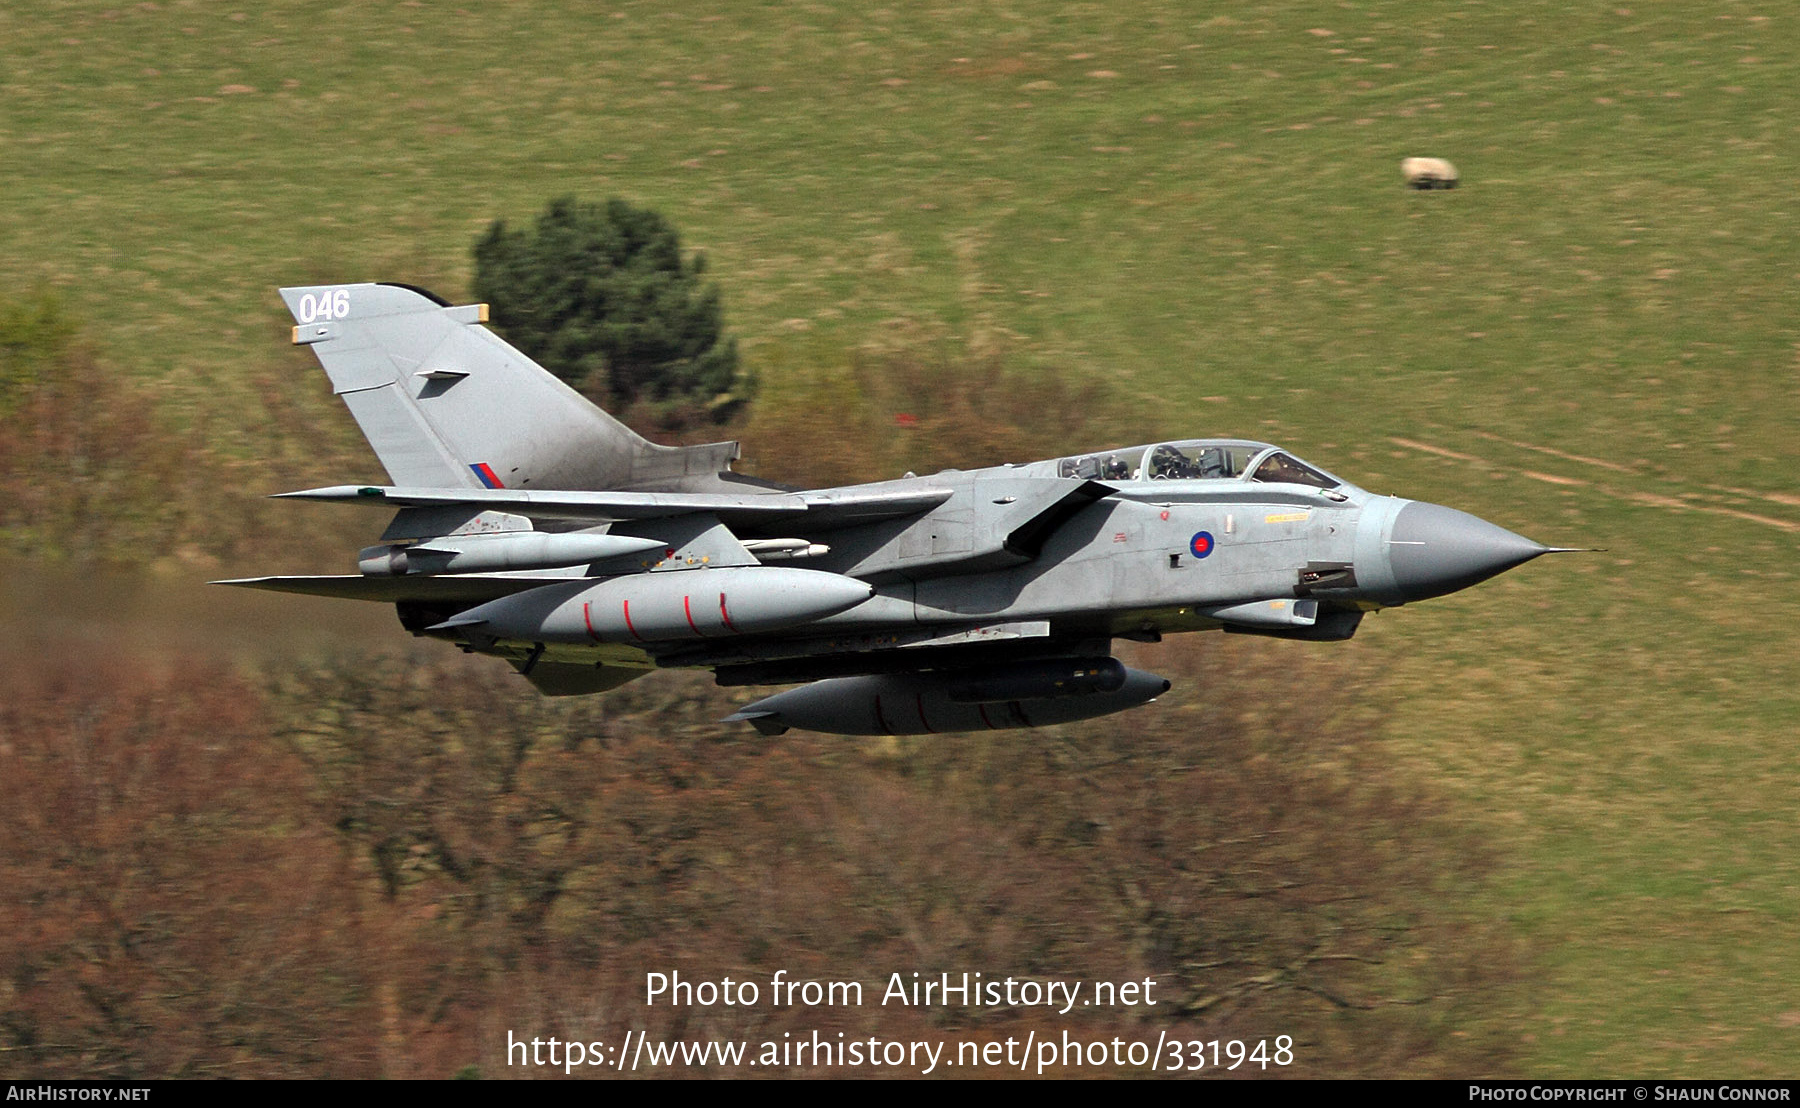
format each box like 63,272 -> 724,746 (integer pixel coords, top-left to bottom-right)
1054,439 -> 1345,490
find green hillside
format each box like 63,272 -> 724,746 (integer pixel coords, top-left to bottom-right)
3,0 -> 1797,1076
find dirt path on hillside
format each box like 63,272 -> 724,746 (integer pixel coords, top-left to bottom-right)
1386,437 -> 1800,534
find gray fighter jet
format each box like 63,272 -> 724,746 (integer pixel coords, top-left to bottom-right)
221,283 -> 1574,736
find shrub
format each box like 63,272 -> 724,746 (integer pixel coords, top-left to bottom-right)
473,197 -> 746,430
0,291 -> 191,562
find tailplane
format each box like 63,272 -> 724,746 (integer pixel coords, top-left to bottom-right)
280,282 -> 740,491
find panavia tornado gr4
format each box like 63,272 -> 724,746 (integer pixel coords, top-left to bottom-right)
221,283 -> 1577,736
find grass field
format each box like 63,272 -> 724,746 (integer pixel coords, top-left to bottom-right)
4,0 -> 1798,1075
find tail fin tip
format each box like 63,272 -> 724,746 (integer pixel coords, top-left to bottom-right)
279,281 -> 738,493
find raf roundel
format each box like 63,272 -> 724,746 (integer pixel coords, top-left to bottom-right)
236,281 -> 1579,737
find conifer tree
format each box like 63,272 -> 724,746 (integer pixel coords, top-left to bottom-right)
473,197 -> 743,425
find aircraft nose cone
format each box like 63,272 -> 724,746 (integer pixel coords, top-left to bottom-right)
1388,501 -> 1550,602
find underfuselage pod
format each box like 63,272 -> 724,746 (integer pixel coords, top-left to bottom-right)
724,660 -> 1171,736
438,567 -> 876,644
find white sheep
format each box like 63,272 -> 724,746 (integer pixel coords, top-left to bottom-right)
1401,157 -> 1459,189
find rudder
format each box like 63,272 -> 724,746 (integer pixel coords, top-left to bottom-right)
281,282 -> 739,491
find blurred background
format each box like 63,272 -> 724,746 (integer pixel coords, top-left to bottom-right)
2,0 -> 1796,1077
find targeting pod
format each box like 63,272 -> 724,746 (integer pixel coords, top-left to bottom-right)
1205,598 -> 1363,641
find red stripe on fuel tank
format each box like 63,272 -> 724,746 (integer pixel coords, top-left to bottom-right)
683,594 -> 706,637
621,599 -> 642,641
915,692 -> 936,734
582,601 -> 599,643
977,703 -> 1000,730
719,592 -> 738,633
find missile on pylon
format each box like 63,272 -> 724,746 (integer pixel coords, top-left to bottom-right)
358,532 -> 666,576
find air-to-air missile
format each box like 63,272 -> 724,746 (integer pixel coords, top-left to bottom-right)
356,531 -> 667,576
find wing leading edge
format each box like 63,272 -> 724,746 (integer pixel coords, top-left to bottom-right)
271,484 -> 954,529
213,573 -> 581,604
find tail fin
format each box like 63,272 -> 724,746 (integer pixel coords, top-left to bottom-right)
280,282 -> 739,491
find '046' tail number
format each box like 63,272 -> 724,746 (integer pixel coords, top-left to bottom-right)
296,288 -> 351,323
